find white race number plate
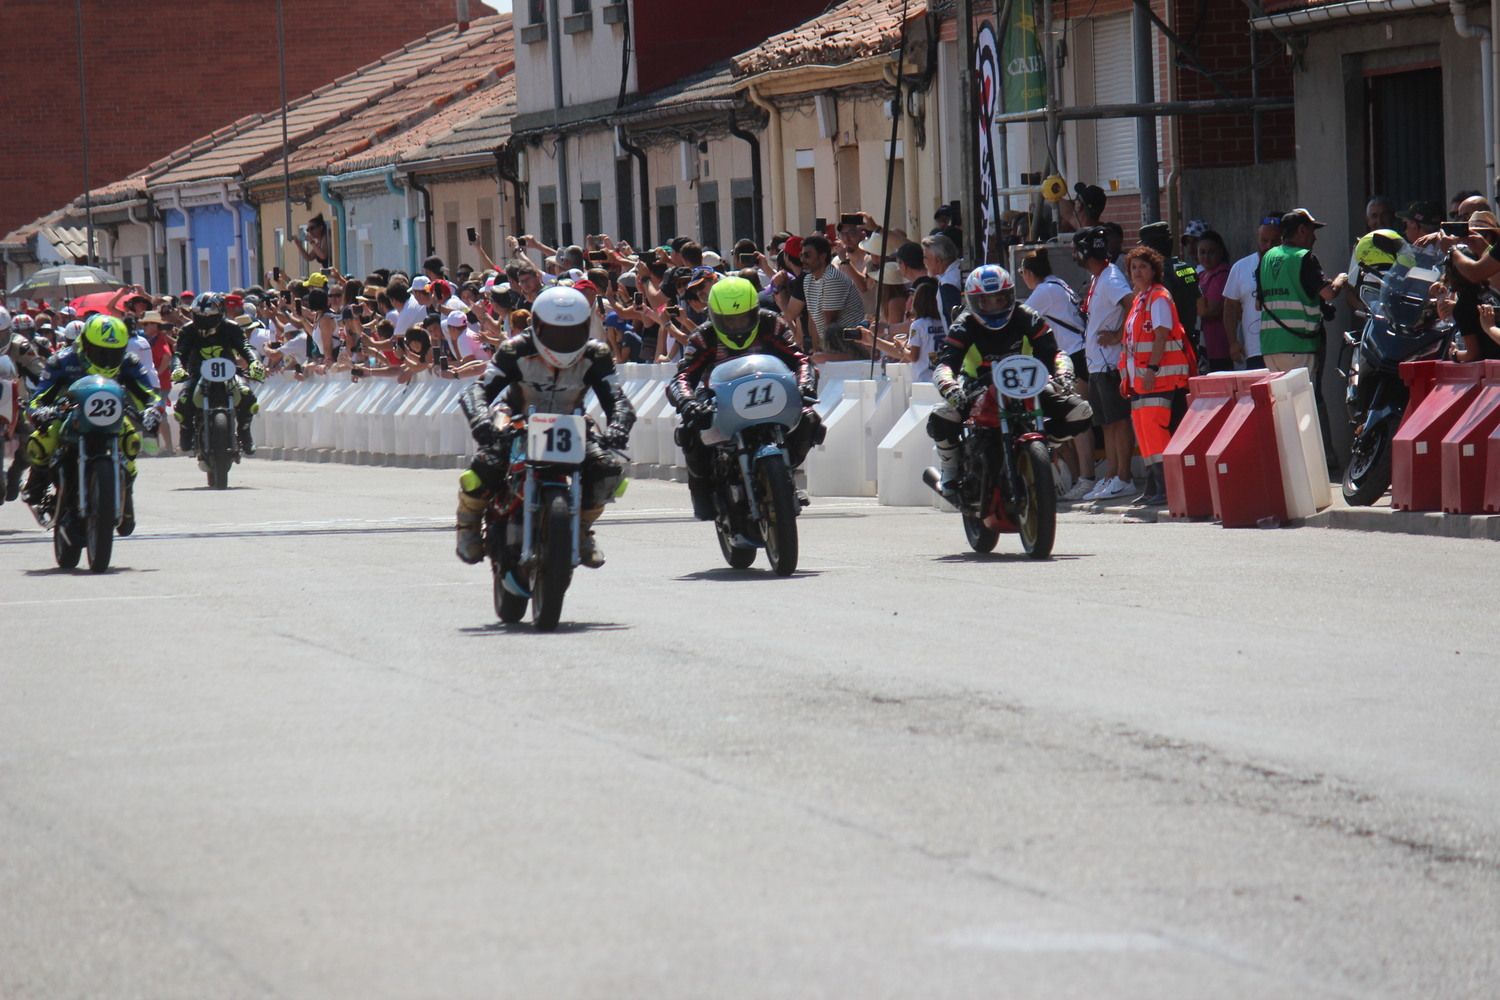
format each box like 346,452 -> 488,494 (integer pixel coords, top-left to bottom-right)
526,413 -> 587,466
81,391 -> 122,426
993,354 -> 1050,400
200,358 -> 236,382
730,377 -> 788,418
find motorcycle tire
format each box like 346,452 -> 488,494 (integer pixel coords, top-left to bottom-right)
492,560 -> 528,624
85,457 -> 115,574
1342,422 -> 1392,507
715,515 -> 757,569
755,452 -> 798,577
1017,439 -> 1057,559
207,411 -> 232,490
53,493 -> 82,569
962,510 -> 1000,554
531,488 -> 574,632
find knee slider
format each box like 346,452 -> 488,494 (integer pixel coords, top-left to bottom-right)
926,411 -> 961,443
459,467 -> 485,495
25,434 -> 49,465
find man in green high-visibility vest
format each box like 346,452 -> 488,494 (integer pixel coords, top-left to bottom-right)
1256,208 -> 1348,373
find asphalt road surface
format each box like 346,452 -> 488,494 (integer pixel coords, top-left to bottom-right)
1,456 -> 1497,999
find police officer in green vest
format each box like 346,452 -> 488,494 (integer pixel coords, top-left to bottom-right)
1256,208 -> 1348,373
1139,221 -> 1200,362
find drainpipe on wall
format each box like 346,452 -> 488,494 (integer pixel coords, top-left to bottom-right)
745,85 -> 785,234
727,113 -> 763,242
1450,0 -> 1495,200
496,142 -> 529,253
317,176 -> 347,273
407,173 -> 435,263
1494,0 -> 1500,199
614,128 -> 652,249
217,183 -> 244,287
126,201 -> 158,295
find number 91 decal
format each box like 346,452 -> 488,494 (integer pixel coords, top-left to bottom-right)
992,354 -> 1050,400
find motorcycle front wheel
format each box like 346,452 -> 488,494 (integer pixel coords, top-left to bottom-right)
492,560 -> 528,623
52,490 -> 82,569
531,488 -> 574,631
206,411 -> 232,490
84,457 -> 115,573
755,453 -> 798,577
1342,422 -> 1392,507
1016,439 -> 1057,559
715,514 -> 757,569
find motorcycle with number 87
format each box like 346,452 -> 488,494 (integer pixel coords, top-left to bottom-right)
924,353 -> 1057,558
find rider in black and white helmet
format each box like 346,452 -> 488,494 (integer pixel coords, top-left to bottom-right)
453,285 -> 635,568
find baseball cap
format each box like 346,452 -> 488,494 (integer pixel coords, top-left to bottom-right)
1468,210 -> 1500,234
572,279 -> 599,295
701,250 -> 723,269
444,311 -> 468,328
1283,208 -> 1327,230
409,276 -> 433,292
224,293 -> 244,309
304,272 -> 329,289
179,290 -> 195,301
1073,226 -> 1109,260
1073,182 -> 1107,215
1184,219 -> 1210,239
782,236 -> 804,260
1396,201 -> 1443,226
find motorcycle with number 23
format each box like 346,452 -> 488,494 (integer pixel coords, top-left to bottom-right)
31,374 -> 133,572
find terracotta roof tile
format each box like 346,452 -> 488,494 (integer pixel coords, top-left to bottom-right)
251,21 -> 513,182
149,16 -> 510,189
733,0 -> 925,78
330,73 -> 517,172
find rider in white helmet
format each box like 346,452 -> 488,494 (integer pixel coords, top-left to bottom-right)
453,285 -> 636,568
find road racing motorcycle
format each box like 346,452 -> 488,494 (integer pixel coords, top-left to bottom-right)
28,374 -> 132,572
697,354 -> 806,576
193,356 -> 243,489
485,406 -> 602,630
924,354 -> 1057,557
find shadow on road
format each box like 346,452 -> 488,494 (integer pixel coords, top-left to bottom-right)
460,621 -> 633,635
673,568 -> 824,581
931,552 -> 1093,563
21,565 -> 159,576
169,486 -> 259,492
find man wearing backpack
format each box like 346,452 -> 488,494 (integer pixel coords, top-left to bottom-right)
1020,250 -> 1096,499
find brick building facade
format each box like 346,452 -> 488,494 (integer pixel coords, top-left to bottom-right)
0,0 -> 462,238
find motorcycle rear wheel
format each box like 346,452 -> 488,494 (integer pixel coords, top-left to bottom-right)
206,411 -> 232,490
1342,422 -> 1392,507
755,453 -> 798,577
1017,439 -> 1056,559
531,489 -> 574,631
85,458 -> 115,573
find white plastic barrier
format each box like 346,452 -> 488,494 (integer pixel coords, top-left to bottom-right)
877,381 -> 943,506
1269,367 -> 1332,519
805,379 -> 876,496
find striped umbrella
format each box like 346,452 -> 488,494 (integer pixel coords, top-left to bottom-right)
7,264 -> 122,303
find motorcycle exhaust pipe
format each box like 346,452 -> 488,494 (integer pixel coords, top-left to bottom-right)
921,467 -> 944,497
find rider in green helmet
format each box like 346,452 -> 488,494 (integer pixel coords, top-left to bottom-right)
666,274 -> 823,520
23,314 -> 160,533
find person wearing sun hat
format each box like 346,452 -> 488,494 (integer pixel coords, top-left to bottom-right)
1182,218 -> 1210,268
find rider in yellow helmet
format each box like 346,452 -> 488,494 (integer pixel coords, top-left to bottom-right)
22,315 -> 160,533
666,274 -> 823,520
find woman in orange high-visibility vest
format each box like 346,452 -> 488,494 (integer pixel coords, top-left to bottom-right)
1118,245 -> 1196,505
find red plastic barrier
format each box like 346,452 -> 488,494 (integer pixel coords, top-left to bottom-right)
1206,378 -> 1287,528
1400,360 -> 1442,417
1163,371 -> 1272,517
1441,361 -> 1500,513
1392,362 -> 1484,511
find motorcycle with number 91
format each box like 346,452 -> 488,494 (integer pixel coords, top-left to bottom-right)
195,356 -> 242,489
924,353 -> 1057,558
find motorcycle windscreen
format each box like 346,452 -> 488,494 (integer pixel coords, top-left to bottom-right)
1379,245 -> 1446,331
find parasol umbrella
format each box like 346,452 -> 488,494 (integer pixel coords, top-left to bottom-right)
7,264 -> 122,302
69,287 -> 148,317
